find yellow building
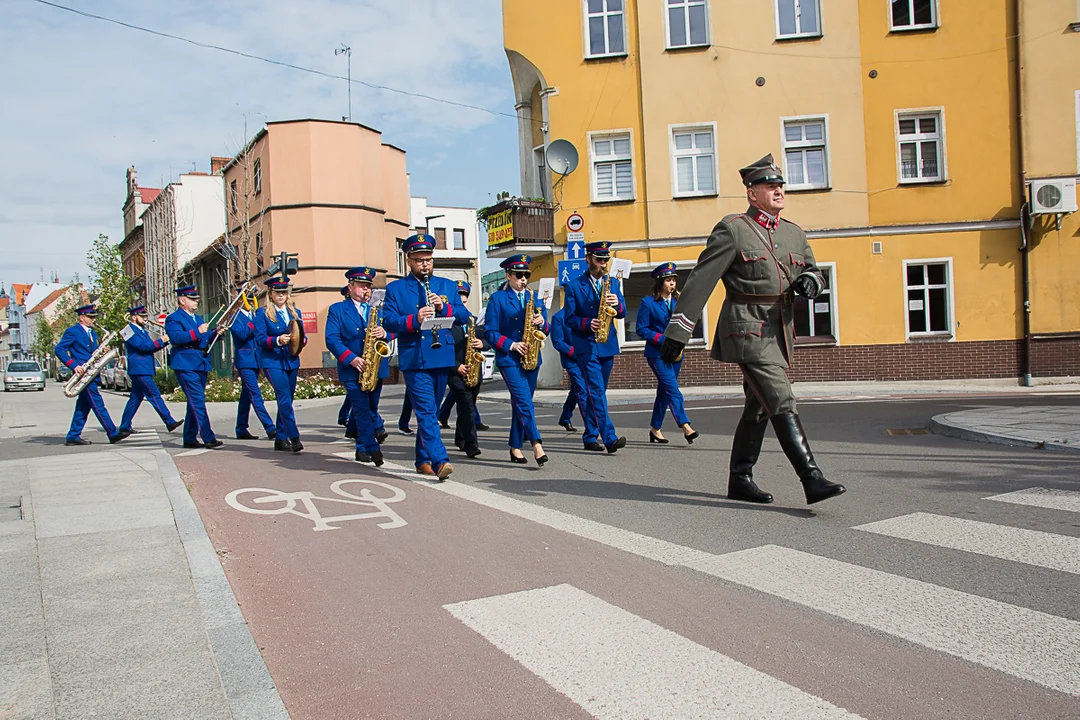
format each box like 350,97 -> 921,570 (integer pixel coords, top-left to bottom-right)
502,0 -> 1080,386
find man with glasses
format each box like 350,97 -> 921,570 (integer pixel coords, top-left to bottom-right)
563,241 -> 627,453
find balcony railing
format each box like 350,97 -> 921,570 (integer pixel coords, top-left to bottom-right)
481,199 -> 555,257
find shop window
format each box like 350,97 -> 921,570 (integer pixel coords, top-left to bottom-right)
794,263 -> 836,342
617,268 -> 706,347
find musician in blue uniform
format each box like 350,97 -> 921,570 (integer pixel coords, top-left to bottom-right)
381,234 -> 471,480
255,275 -> 306,453
549,308 -> 584,433
335,286 -> 354,434
443,280 -> 488,458
563,241 -> 627,453
485,255 -> 551,465
438,280 -> 487,432
635,263 -> 699,445
340,280 -> 391,446
165,285 -> 223,449
231,288 -> 276,441
118,304 -> 181,434
326,266 -> 389,466
54,304 -> 127,446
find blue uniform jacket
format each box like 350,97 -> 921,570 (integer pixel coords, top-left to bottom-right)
255,305 -> 302,371
635,295 -> 677,360
382,274 -> 470,371
124,323 -> 167,376
165,309 -> 213,372
230,310 -> 261,370
548,310 -> 575,368
484,288 -> 551,370
324,299 -> 395,383
563,271 -> 626,359
54,325 -> 102,383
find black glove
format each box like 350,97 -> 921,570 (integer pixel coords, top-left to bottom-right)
660,337 -> 685,364
793,272 -> 821,300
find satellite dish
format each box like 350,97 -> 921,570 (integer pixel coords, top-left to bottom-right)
546,139 -> 579,176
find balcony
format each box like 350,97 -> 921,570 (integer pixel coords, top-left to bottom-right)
480,199 -> 555,258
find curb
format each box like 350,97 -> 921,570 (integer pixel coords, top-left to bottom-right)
155,449 -> 291,719
929,415 -> 1080,454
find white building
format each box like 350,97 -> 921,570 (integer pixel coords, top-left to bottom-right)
408,197 -> 482,313
142,173 -> 226,316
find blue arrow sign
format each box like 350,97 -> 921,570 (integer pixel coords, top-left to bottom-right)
558,260 -> 586,286
567,240 -> 585,260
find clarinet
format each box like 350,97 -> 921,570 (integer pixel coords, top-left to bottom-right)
423,271 -> 442,349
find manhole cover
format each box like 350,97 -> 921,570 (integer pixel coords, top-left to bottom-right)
887,428 -> 930,436
0,496 -> 23,522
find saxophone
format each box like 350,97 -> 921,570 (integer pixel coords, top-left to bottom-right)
463,317 -> 484,387
520,290 -> 546,371
63,330 -> 119,398
594,273 -> 618,344
359,303 -> 392,392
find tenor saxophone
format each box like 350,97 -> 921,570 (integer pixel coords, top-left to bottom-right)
594,273 -> 618,344
464,317 -> 484,387
520,290 -> 546,371
359,303 -> 392,392
63,330 -> 119,398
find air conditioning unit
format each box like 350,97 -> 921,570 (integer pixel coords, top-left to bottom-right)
1030,178 -> 1077,214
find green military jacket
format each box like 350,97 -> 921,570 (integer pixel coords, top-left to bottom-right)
664,206 -> 824,367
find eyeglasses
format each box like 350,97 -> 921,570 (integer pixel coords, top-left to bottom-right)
411,257 -> 434,265
511,271 -> 531,280
592,257 -> 609,264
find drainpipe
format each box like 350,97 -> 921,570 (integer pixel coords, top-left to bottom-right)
1015,0 -> 1032,387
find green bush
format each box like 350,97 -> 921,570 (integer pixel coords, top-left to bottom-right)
165,373 -> 344,403
155,368 -> 180,394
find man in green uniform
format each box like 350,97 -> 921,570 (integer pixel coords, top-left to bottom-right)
660,154 -> 846,505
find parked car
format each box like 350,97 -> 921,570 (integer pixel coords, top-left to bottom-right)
112,357 -> 131,392
57,364 -> 73,382
3,360 -> 47,392
100,359 -> 118,389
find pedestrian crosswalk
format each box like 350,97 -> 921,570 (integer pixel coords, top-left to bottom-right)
109,429 -> 162,450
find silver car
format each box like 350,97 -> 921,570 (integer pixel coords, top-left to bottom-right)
3,360 -> 47,391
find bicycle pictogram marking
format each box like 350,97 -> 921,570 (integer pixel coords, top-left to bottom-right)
225,479 -> 407,532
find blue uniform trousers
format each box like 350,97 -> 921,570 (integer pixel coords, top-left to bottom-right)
175,370 -> 216,444
502,364 -> 541,449
402,369 -> 449,469
263,368 -> 300,440
576,355 -> 618,447
342,380 -> 380,454
558,361 -> 588,427
236,368 -> 275,437
120,375 -> 176,431
66,383 -> 118,442
439,391 -> 483,427
646,356 -> 690,430
345,380 -> 386,436
398,392 -> 413,431
337,396 -> 350,425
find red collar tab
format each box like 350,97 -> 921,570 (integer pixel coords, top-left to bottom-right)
749,208 -> 779,230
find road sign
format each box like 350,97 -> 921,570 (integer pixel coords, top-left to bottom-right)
567,213 -> 584,232
566,238 -> 585,260
558,259 -> 587,286
156,313 -> 168,325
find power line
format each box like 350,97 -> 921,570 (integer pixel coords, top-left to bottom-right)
30,0 -> 519,121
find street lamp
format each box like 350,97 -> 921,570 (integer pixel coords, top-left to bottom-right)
335,44 -> 352,122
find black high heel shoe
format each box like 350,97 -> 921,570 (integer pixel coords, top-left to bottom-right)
535,453 -> 549,466
682,426 -> 699,445
649,430 -> 669,444
509,451 -> 528,465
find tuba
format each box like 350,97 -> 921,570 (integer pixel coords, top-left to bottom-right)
63,330 -> 119,398
520,290 -> 546,371
464,317 -> 484,387
204,280 -> 259,356
359,303 -> 392,392
594,272 -> 617,344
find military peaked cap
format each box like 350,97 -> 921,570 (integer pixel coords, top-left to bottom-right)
739,154 -> 785,187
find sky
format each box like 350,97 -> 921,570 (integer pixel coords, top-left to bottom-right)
0,0 -> 520,289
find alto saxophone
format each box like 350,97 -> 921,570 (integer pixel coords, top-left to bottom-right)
520,290 -> 546,371
463,317 -> 484,388
594,273 -> 618,344
63,330 -> 119,398
359,303 -> 392,392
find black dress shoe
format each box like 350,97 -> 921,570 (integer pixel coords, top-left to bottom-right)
475,423 -> 490,431
535,454 -> 549,466
648,430 -> 669,444
184,442 -> 206,449
727,474 -> 774,504
439,419 -> 450,429
398,426 -> 414,436
509,451 -> 528,464
605,437 -> 627,454
290,438 -> 304,453
266,430 -> 277,440
682,427 -> 699,445
371,449 -> 384,467
344,429 -> 358,439
274,440 -> 291,451
109,430 -> 132,444
204,439 -> 223,449
375,430 -> 389,444
559,421 -> 577,432
64,438 -> 91,446
235,432 -> 259,440
584,442 -> 605,452
166,420 -> 183,432
465,447 -> 482,458
337,418 -> 348,427
355,451 -> 372,463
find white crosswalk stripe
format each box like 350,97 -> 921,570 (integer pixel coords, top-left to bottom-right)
445,584 -> 862,719
985,486 -> 1080,514
854,512 -> 1080,575
109,430 -> 162,449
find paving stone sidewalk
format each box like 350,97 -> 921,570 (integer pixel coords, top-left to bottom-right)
931,405 -> 1080,453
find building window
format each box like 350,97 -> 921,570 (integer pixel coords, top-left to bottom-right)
775,0 -> 821,38
618,268 -> 706,346
434,228 -> 447,250
255,231 -> 264,272
794,264 -> 836,342
782,117 -> 829,190
591,132 -> 634,202
904,259 -> 952,337
585,0 -> 626,58
452,228 -> 466,251
667,0 -> 709,48
253,158 -> 261,195
897,110 -> 944,183
890,0 -> 936,31
670,125 -> 716,197
229,180 -> 238,214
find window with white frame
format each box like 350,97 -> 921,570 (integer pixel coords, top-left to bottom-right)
667,0 -> 709,48
794,264 -> 836,341
253,158 -> 261,195
452,228 -> 466,251
671,126 -> 716,197
897,111 -> 944,182
617,269 -> 706,346
890,0 -> 936,31
585,0 -> 626,58
775,0 -> 821,38
782,117 -> 829,189
591,133 -> 634,201
905,260 -> 952,336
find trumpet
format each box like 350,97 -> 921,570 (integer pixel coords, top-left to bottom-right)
204,280 -> 259,356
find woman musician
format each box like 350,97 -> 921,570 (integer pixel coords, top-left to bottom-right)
635,262 -> 698,445
484,255 -> 550,466
255,275 -> 307,453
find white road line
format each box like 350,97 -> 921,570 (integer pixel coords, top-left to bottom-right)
444,584 -> 862,720
175,448 -> 211,457
854,512 -> 1080,575
985,487 -> 1080,515
690,545 -> 1080,697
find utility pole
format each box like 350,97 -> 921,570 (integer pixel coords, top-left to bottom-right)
335,44 -> 352,122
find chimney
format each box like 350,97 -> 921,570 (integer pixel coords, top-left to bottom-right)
210,156 -> 231,175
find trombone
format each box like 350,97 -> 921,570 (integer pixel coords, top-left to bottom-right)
203,281 -> 259,357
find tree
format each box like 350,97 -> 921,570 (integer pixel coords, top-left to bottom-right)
29,313 -> 56,363
87,233 -> 133,334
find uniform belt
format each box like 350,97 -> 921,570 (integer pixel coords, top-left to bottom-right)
728,291 -> 793,305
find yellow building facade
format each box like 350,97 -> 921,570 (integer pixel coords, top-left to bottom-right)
503,0 -> 1080,386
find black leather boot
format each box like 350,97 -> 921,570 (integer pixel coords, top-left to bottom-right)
727,415 -> 773,503
770,412 -> 846,505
